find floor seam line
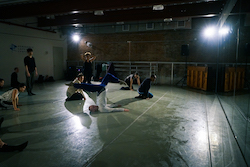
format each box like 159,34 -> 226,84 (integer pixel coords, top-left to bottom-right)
83,91 -> 168,167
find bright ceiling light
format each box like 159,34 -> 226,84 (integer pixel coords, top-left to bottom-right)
94,10 -> 104,15
203,26 -> 217,38
153,5 -> 164,10
219,27 -> 230,36
72,34 -> 80,42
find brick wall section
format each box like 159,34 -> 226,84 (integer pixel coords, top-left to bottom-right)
67,28 -> 249,63
66,28 -> 250,84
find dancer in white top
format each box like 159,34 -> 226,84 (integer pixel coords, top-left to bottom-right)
66,73 -> 86,101
74,73 -> 129,112
0,83 -> 26,111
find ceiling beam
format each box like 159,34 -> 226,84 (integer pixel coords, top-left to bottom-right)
37,1 -> 223,27
0,0 -> 219,19
217,0 -> 238,27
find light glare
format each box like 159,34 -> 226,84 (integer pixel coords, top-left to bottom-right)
204,26 -> 216,38
72,34 -> 80,42
219,27 -> 229,36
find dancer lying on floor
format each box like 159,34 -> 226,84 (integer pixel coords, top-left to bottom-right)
0,117 -> 28,152
73,73 -> 129,112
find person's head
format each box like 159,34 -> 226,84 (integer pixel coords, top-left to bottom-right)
84,52 -> 91,58
27,48 -> 33,56
18,83 -> 26,92
77,73 -> 84,82
134,72 -> 139,78
14,67 -> 19,73
89,105 -> 99,112
0,78 -> 4,87
150,74 -> 157,82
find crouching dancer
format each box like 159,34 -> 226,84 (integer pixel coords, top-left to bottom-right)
74,73 -> 129,112
136,74 -> 156,99
66,73 -> 86,101
0,83 -> 26,111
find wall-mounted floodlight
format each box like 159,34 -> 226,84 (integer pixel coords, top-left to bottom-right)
203,26 -> 217,38
203,26 -> 231,39
72,34 -> 80,42
218,27 -> 230,36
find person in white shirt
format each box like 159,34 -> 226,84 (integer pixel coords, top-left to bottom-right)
66,73 -> 86,101
74,73 -> 129,112
121,72 -> 140,90
0,83 -> 26,111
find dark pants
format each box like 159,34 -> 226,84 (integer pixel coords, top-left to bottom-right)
66,93 -> 84,101
0,100 -> 12,109
138,91 -> 153,98
0,142 -> 28,152
84,71 -> 92,84
74,73 -> 119,93
26,71 -> 35,94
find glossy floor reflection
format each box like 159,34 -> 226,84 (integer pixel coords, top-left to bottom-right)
0,81 -> 247,167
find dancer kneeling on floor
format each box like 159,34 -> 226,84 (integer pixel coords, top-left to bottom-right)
135,74 -> 156,99
121,72 -> 140,91
66,73 -> 86,101
73,73 -> 129,112
0,83 -> 26,111
0,117 -> 28,152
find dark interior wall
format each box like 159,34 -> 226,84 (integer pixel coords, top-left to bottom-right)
67,23 -> 250,64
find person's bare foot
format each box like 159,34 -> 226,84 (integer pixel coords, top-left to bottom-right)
124,109 -> 129,112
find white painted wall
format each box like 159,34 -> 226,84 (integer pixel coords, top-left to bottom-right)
0,23 -> 67,86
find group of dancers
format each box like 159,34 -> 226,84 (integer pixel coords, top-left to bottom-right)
0,51 -> 156,153
66,71 -> 156,113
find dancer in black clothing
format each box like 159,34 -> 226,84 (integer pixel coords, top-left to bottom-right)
24,48 -> 38,96
11,67 -> 20,88
0,117 -> 28,152
81,52 -> 96,84
135,74 -> 156,99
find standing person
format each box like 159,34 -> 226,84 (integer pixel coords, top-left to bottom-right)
81,52 -> 96,84
0,83 -> 26,111
11,67 -> 20,88
24,48 -> 38,96
0,117 -> 28,152
121,72 -> 141,90
73,73 -> 129,113
66,73 -> 86,101
135,74 -> 156,99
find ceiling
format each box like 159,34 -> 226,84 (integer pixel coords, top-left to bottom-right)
0,0 -> 249,32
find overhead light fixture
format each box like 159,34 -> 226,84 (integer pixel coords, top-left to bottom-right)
116,22 -> 124,25
153,5 -> 164,10
164,18 -> 173,22
94,10 -> 104,15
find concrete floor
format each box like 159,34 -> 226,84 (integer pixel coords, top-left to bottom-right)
0,81 -> 247,167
